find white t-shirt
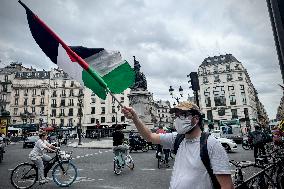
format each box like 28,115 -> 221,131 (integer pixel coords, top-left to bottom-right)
160,133 -> 231,189
29,139 -> 50,160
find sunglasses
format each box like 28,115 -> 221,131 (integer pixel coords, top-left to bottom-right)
174,111 -> 194,119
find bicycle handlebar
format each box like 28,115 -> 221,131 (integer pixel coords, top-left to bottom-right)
229,160 -> 255,168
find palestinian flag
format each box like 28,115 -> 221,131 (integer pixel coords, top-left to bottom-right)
19,1 -> 134,100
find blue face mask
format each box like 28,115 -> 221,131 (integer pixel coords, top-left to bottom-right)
174,117 -> 197,134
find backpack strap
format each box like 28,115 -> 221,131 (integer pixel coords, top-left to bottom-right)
200,132 -> 221,189
173,134 -> 185,155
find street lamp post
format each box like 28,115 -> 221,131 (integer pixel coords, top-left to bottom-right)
78,92 -> 84,145
169,86 -> 183,104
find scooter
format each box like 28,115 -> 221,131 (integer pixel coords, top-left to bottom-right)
129,136 -> 149,152
113,147 -> 134,175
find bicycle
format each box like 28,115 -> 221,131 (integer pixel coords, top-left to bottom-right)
156,145 -> 170,169
231,152 -> 284,189
113,146 -> 134,175
10,149 -> 77,189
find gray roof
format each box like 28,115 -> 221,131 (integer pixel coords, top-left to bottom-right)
200,54 -> 240,67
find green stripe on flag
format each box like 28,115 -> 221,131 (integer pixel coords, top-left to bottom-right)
82,69 -> 107,99
103,61 -> 135,93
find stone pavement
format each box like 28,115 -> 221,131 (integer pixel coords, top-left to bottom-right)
67,137 -> 113,149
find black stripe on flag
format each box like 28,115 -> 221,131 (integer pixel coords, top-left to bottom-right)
69,46 -> 104,59
24,4 -> 59,64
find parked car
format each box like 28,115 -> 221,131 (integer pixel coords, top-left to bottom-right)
23,135 -> 39,148
216,137 -> 238,152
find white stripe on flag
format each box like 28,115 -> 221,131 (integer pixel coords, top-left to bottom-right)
57,44 -> 84,85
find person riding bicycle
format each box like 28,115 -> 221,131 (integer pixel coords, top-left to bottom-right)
156,125 -> 170,168
112,125 -> 129,166
28,131 -> 58,184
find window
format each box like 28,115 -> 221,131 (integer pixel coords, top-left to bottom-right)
101,107 -> 105,114
61,99 -> 65,106
207,110 -> 213,121
214,75 -> 220,82
218,108 -> 225,116
60,119 -> 64,126
61,90 -> 66,97
91,118 -> 96,123
15,89 -> 19,96
227,74 -> 232,81
238,73 -> 243,81
40,107 -> 44,114
112,106 -> 116,113
70,99 -> 74,106
31,107 -> 35,112
68,118 -> 73,126
240,85 -> 245,91
213,65 -> 218,73
15,98 -> 18,105
214,96 -> 226,106
71,81 -> 74,87
40,98 -> 44,105
121,116 -> 125,122
226,65 -> 230,71
121,97 -> 124,103
32,89 -> 36,95
229,95 -> 236,105
24,107 -> 28,113
32,98 -> 35,105
60,109 -> 65,116
5,75 -> 8,82
68,108 -> 73,116
24,89 -> 28,96
51,119 -> 55,125
52,91 -> 57,97
241,92 -> 247,105
101,117 -> 105,123
91,98 -> 96,103
24,98 -> 28,106
203,77 -> 208,84
112,116 -> 115,123
41,89 -> 45,95
205,97 -> 211,107
52,109 -> 56,117
14,108 -> 18,115
231,109 -> 238,119
69,89 -> 74,97
91,107 -> 95,114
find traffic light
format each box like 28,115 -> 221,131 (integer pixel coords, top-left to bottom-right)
189,72 -> 200,91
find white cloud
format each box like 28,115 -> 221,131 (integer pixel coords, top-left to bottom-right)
0,0 -> 282,119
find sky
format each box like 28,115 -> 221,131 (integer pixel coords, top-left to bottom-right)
0,0 -> 282,119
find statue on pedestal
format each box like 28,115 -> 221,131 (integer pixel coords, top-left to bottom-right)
130,56 -> 147,91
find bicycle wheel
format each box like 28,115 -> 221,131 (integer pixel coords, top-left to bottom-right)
126,156 -> 134,170
52,161 -> 77,187
10,163 -> 37,189
114,159 -> 122,175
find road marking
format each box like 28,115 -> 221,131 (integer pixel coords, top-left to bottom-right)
141,168 -> 156,171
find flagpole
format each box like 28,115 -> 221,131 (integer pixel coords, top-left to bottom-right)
19,0 -> 125,108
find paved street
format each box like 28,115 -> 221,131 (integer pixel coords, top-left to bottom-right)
0,139 -> 257,189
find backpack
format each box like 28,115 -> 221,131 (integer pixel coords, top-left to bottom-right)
252,131 -> 264,145
173,132 -> 221,189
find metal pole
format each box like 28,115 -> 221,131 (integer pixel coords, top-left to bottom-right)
194,90 -> 199,107
78,98 -> 82,145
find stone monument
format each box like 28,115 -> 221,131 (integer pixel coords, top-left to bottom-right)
128,56 -> 155,130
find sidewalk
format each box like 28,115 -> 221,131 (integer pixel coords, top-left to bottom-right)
67,137 -> 113,149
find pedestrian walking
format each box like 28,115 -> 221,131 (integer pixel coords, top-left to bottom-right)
122,101 -> 233,189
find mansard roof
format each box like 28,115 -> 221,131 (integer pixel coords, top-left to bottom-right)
200,54 -> 240,67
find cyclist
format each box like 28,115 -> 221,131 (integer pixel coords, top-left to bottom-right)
28,131 -> 57,184
112,125 -> 129,166
156,125 -> 170,168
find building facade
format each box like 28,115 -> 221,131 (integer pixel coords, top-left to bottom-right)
198,54 -> 268,132
153,100 -> 173,128
0,63 -> 130,134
